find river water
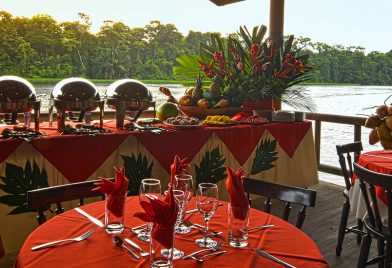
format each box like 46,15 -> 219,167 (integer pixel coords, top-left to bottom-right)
35,83 -> 392,186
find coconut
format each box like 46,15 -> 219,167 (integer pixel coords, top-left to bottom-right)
364,115 -> 381,129
369,129 -> 380,145
376,105 -> 389,118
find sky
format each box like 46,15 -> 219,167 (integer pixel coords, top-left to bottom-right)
1,0 -> 391,53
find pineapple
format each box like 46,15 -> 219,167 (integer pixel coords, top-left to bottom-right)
209,75 -> 223,98
192,74 -> 203,101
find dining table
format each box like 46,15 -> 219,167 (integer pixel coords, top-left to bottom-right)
350,150 -> 392,225
14,197 -> 329,268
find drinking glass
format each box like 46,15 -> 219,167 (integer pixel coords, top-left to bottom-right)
174,174 -> 193,234
195,183 -> 219,248
228,204 -> 250,247
138,178 -> 161,242
104,193 -> 126,234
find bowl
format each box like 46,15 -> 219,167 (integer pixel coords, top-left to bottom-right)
178,106 -> 241,119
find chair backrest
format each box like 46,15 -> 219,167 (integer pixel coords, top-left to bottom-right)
243,178 -> 317,229
353,163 -> 392,235
336,141 -> 363,191
27,179 -> 107,225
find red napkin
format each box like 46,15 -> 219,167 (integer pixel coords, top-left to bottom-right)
226,167 -> 249,219
93,167 -> 129,217
134,155 -> 189,248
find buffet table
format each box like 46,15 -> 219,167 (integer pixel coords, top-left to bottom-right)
350,150 -> 391,225
0,120 -> 318,253
15,197 -> 329,268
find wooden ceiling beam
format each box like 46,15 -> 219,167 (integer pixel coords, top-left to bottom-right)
210,0 -> 245,6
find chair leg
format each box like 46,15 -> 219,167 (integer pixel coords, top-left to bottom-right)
384,241 -> 391,268
357,219 -> 363,245
336,199 -> 350,256
357,234 -> 372,268
377,239 -> 385,268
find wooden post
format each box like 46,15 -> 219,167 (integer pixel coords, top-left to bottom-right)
269,0 -> 285,43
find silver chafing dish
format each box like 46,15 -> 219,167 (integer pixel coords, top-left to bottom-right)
0,76 -> 41,131
106,79 -> 154,129
49,78 -> 104,132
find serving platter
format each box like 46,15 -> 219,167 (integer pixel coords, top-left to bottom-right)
203,121 -> 237,127
163,120 -> 203,129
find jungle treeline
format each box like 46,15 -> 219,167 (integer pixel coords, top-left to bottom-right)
1,11 -> 391,85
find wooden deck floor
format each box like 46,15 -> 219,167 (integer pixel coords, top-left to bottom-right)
0,179 -> 380,268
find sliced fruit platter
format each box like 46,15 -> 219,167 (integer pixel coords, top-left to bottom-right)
203,115 -> 236,127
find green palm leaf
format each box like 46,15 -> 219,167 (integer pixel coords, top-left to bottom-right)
251,139 -> 278,175
0,161 -> 49,215
173,54 -> 201,81
195,146 -> 226,184
121,153 -> 154,195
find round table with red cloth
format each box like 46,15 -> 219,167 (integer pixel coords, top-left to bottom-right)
350,150 -> 392,223
14,197 -> 329,268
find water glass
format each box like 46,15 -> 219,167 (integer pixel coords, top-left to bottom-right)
174,174 -> 193,234
228,204 -> 250,247
150,225 -> 175,268
105,193 -> 126,234
138,178 -> 162,242
195,183 -> 219,248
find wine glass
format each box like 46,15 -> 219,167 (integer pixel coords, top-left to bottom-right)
195,183 -> 219,248
138,178 -> 161,242
174,174 -> 193,234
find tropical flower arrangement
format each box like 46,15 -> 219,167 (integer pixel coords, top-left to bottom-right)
174,25 -> 315,111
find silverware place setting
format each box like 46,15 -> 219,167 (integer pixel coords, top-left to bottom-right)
183,219 -> 223,236
112,236 -> 140,260
254,248 -> 296,268
31,229 -> 95,251
182,241 -> 225,260
124,238 -> 149,257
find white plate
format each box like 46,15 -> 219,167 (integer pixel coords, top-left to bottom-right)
163,120 -> 203,129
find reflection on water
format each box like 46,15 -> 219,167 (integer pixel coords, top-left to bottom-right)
35,84 -> 392,186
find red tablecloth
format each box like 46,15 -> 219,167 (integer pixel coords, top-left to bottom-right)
14,197 -> 329,268
354,150 -> 392,204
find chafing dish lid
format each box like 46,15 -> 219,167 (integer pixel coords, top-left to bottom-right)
52,78 -> 99,101
106,79 -> 151,101
0,76 -> 36,102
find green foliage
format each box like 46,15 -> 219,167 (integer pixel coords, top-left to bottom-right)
0,161 -> 49,215
251,139 -> 278,175
121,153 -> 153,195
0,11 -> 391,86
195,146 -> 226,185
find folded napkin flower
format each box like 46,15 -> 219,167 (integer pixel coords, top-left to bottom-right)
93,167 -> 129,218
226,167 -> 249,220
134,187 -> 178,248
166,155 -> 190,202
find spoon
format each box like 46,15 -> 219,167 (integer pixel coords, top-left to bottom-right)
112,236 -> 140,260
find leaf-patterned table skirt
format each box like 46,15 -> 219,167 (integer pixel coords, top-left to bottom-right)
0,120 -> 317,253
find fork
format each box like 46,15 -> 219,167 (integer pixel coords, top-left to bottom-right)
31,229 -> 95,251
182,241 -> 225,259
184,219 -> 222,236
191,250 -> 227,262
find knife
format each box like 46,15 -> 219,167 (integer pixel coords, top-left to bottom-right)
185,203 -> 223,214
254,248 -> 296,268
74,207 -> 104,228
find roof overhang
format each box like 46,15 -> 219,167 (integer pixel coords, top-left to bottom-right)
210,0 -> 245,6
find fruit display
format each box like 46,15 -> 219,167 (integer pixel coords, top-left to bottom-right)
203,115 -> 233,125
365,102 -> 392,149
165,116 -> 200,126
156,102 -> 179,121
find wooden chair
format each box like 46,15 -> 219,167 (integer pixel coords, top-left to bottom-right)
354,163 -> 392,268
336,141 -> 365,256
27,179 -> 107,225
243,178 -> 317,229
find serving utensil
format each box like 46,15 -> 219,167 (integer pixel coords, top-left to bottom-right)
182,241 -> 225,259
254,248 -> 296,268
124,238 -> 149,257
112,236 -> 140,260
31,229 -> 95,251
191,250 -> 227,262
74,207 -> 104,228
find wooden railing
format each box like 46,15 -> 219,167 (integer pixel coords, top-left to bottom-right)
305,112 -> 367,176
